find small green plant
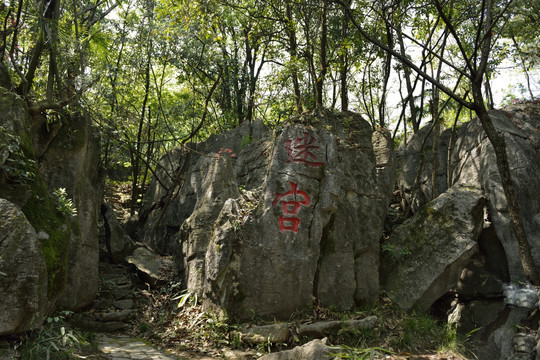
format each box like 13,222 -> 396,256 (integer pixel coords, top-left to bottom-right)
256,337 -> 273,354
438,323 -> 480,355
381,243 -> 411,261
174,290 -> 198,309
53,188 -> 78,217
240,135 -> 254,149
17,311 -> 89,360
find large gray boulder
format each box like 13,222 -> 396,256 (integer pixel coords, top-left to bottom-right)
140,110 -> 395,320
397,124 -> 452,213
381,185 -> 485,311
180,155 -> 240,293
395,104 -> 540,359
0,90 -> 103,335
101,202 -> 135,263
203,112 -> 389,319
0,199 -> 48,335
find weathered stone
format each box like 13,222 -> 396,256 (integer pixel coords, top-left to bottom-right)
0,199 -> 48,335
381,185 -> 485,312
139,119 -> 270,255
448,300 -> 506,342
180,155 -> 240,294
473,307 -> 529,360
140,110 -> 393,320
396,124 -> 452,213
455,224 -> 510,301
512,333 -> 536,353
397,104 -> 540,358
397,104 -> 540,284
101,201 -> 135,263
297,316 -> 377,338
222,349 -> 254,360
71,315 -> 127,332
258,338 -> 338,360
95,309 -> 133,322
0,93 -> 34,208
35,113 -> 103,310
0,92 -> 31,142
126,247 -> 173,288
113,299 -> 133,310
109,287 -> 134,300
239,323 -> 289,344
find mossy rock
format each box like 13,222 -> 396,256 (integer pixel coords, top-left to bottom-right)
22,177 -> 71,300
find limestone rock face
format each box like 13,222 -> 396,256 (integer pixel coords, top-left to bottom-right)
36,113 -> 103,309
126,247 -> 173,288
141,110 -> 395,320
395,104 -> 540,359
0,91 -> 103,335
138,119 -> 269,255
0,199 -> 48,335
180,156 -> 240,293
381,185 -> 485,311
397,104 -> 540,282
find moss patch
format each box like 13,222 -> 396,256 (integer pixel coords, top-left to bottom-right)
22,178 -> 71,300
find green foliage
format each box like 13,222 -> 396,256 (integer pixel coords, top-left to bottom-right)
0,126 -> 36,183
53,188 -> 78,218
326,299 -> 475,357
17,311 -> 91,360
381,243 -> 411,261
174,290 -> 198,309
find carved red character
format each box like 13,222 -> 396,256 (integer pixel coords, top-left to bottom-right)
285,132 -> 324,167
272,182 -> 311,232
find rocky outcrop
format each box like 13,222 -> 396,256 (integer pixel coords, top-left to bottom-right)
126,247 -> 173,288
395,103 -> 540,359
397,104 -> 540,283
34,113 -> 103,309
180,155 -> 240,292
381,185 -> 485,311
0,199 -> 48,335
138,119 -> 270,255
140,109 -> 395,320
297,316 -> 377,338
0,91 -> 103,334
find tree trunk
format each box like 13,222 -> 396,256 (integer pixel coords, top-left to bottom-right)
472,87 -> 540,284
316,0 -> 328,107
340,0 -> 350,111
286,3 -> 303,113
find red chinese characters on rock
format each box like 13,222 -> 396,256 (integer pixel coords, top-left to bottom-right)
271,182 -> 311,233
285,132 -> 324,167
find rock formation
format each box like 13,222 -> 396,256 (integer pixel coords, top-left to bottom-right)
397,104 -> 540,283
139,109 -> 395,320
393,103 -> 540,359
0,199 -> 48,335
381,185 -> 485,311
0,91 -> 103,334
